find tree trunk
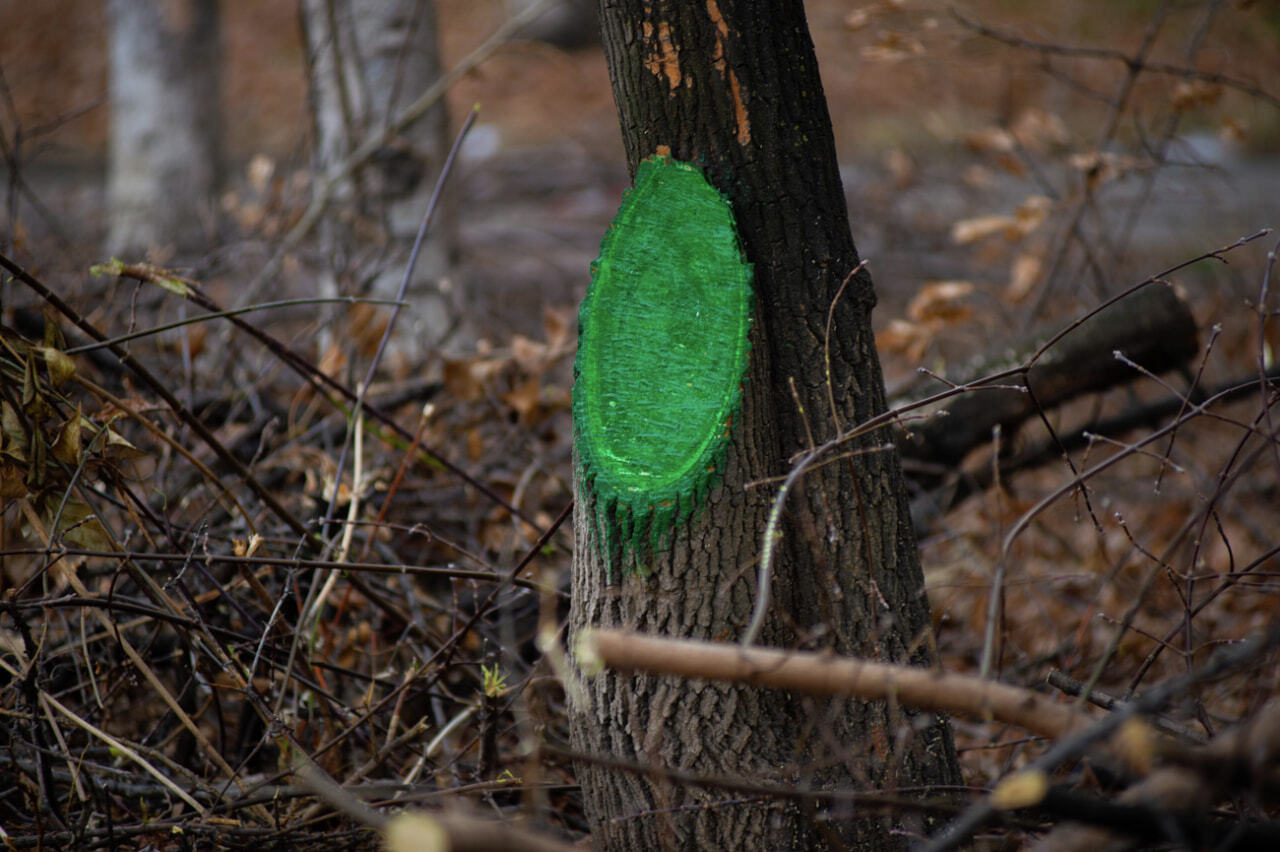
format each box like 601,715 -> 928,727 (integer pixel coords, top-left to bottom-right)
569,2 -> 961,849
299,0 -> 454,358
106,0 -> 221,257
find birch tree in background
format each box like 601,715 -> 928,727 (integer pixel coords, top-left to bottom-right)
300,0 -> 454,359
106,0 -> 221,257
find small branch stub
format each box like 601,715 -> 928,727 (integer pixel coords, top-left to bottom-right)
574,154 -> 753,571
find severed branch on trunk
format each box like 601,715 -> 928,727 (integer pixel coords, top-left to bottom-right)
895,283 -> 1198,480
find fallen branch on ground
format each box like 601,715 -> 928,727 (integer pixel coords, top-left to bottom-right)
912,365 -> 1280,524
295,757 -> 578,852
1027,698 -> 1280,851
577,628 -> 1095,742
895,282 -> 1198,474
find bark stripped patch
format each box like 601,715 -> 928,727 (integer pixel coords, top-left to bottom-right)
641,19 -> 682,92
706,0 -> 751,145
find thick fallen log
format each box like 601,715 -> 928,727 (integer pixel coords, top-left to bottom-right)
914,365 -> 1280,523
895,283 -> 1199,474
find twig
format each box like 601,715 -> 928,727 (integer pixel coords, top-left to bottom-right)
83,257 -> 543,531
0,547 -> 559,593
322,105 -> 479,549
295,756 -> 580,852
63,296 -> 403,355
920,620 -> 1280,852
0,251 -> 312,540
950,7 -> 1280,110
40,691 -> 206,816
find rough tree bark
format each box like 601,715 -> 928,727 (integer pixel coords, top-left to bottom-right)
569,1 -> 961,850
106,0 -> 221,257
299,0 -> 454,357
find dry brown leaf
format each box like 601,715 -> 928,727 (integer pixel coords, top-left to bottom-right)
961,164 -> 993,189
963,126 -> 1016,155
511,335 -> 548,373
233,199 -> 266,231
99,428 -> 147,462
861,31 -> 925,61
1013,195 -> 1051,235
843,8 -> 872,30
442,359 -> 481,402
51,408 -> 81,466
908,280 -> 974,323
47,497 -> 115,552
182,324 -> 206,358
1006,251 -> 1043,303
1114,717 -> 1157,775
41,347 -> 76,388
466,427 -> 484,462
543,305 -> 574,354
876,319 -> 920,353
345,302 -> 387,358
1172,80 -> 1223,111
883,148 -> 915,186
317,343 -> 347,381
481,515 -> 511,553
1068,150 -> 1140,190
443,356 -> 506,402
0,462 -> 26,500
247,153 -> 275,193
1067,151 -> 1101,172
991,769 -> 1049,810
2,401 -> 29,463
992,152 -> 1026,177
953,196 -> 1050,246
1010,107 -> 1068,152
1219,115 -> 1247,144
384,812 -> 448,852
951,214 -> 1015,245
877,318 -> 934,362
502,376 -> 542,424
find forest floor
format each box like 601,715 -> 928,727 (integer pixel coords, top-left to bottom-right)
2,1 -> 1279,849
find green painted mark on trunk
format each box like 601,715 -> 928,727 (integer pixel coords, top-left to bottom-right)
574,154 -> 753,570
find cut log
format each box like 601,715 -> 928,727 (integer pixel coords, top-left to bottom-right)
896,283 -> 1199,473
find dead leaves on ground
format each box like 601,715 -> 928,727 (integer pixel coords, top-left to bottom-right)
443,305 -> 574,428
1,328 -> 144,552
878,279 -> 975,361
